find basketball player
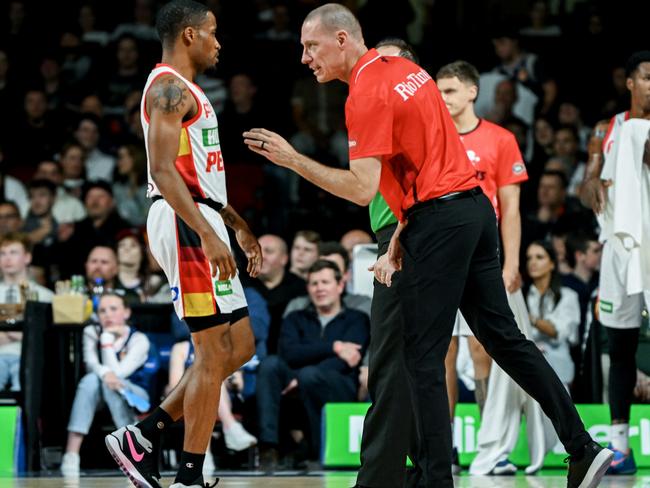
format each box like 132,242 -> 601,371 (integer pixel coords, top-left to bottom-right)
104,2 -> 262,487
580,50 -> 650,475
435,60 -> 528,472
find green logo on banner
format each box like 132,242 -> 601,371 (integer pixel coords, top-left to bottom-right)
322,403 -> 650,468
215,280 -> 233,296
600,300 -> 614,313
202,127 -> 219,147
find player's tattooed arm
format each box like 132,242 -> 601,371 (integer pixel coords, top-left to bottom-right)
148,76 -> 193,117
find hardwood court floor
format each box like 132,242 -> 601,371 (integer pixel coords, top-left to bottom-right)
1,473 -> 649,488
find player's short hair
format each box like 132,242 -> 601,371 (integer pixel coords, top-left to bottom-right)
304,3 -> 362,40
318,241 -> 350,272
436,60 -> 480,88
541,169 -> 569,189
156,0 -> 210,47
0,232 -> 32,254
375,37 -> 419,64
625,50 -> 650,78
307,259 -> 343,282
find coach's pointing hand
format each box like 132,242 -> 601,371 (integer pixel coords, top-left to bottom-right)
243,128 -> 299,168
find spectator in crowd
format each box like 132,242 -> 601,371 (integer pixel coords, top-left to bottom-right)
284,240 -> 371,318
58,31 -> 93,87
80,94 -> 104,118
12,89 -> 62,173
522,170 -> 590,251
552,125 -> 587,196
112,144 -> 150,226
73,115 -> 116,182
524,240 -> 580,388
0,201 -> 23,237
289,230 -> 320,280
339,229 -> 373,261
255,234 -> 306,354
60,293 -> 150,476
0,233 -> 54,392
485,78 -> 529,129
59,181 -> 130,276
219,73 -> 267,165
254,4 -> 298,42
519,0 -> 561,38
33,159 -> 86,224
58,142 -> 87,200
0,146 -> 29,217
290,76 -> 349,167
0,49 -> 20,128
557,101 -> 592,152
23,179 -> 57,247
77,4 -> 109,47
84,245 -> 119,291
563,231 -> 602,331
257,260 -> 369,470
101,35 -> 146,115
111,0 -> 158,43
115,230 -> 147,305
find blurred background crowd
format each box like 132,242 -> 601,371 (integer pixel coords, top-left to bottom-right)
1,0 -> 650,473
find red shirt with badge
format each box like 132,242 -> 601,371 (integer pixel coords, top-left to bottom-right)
346,49 -> 477,221
459,119 -> 528,219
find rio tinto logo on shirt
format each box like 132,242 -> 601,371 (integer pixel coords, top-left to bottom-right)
393,69 -> 432,101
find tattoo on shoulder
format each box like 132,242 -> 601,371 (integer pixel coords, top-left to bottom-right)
151,77 -> 189,114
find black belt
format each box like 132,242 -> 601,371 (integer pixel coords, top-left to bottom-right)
404,186 -> 482,219
152,195 -> 224,212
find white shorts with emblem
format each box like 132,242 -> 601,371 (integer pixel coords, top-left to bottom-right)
599,239 -> 650,329
146,199 -> 247,331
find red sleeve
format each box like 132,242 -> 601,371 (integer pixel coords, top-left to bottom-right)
495,130 -> 528,187
346,94 -> 393,160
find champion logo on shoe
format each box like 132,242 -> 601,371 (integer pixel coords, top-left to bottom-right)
157,421 -> 165,429
125,430 -> 145,462
186,463 -> 194,468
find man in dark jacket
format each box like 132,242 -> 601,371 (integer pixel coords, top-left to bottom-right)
256,259 -> 370,470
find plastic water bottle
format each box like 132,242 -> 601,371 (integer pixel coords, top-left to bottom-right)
92,277 -> 104,312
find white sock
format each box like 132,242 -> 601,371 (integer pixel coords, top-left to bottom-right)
451,422 -> 455,449
611,423 -> 629,452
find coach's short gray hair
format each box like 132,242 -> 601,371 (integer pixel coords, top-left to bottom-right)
304,3 -> 363,40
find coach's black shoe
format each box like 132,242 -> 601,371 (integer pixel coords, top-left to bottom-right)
170,475 -> 220,487
105,425 -> 162,488
566,441 -> 614,488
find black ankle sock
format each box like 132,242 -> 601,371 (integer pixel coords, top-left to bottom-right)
175,451 -> 205,484
136,407 -> 174,440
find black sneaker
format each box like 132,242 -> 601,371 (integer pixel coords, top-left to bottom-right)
566,441 -> 614,488
105,425 -> 162,488
170,475 -> 219,487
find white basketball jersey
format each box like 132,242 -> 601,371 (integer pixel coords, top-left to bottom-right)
141,64 -> 228,206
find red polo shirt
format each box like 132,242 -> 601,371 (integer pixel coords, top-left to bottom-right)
346,49 -> 477,221
459,119 -> 528,219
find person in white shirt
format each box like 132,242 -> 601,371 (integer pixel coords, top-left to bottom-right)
33,160 -> 86,224
0,232 -> 54,392
524,240 -> 580,387
60,293 -> 150,476
74,115 -> 115,182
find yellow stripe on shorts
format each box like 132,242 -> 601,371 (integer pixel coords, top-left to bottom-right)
183,292 -> 214,317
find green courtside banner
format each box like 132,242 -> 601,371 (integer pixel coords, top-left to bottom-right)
323,403 -> 650,468
0,406 -> 19,475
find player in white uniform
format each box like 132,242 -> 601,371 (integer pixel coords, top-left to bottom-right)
104,2 -> 262,487
580,51 -> 650,475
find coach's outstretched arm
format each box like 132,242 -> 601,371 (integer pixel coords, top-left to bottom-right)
148,74 -> 237,281
243,128 -> 381,206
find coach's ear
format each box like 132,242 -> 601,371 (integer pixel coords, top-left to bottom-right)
336,30 -> 348,48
